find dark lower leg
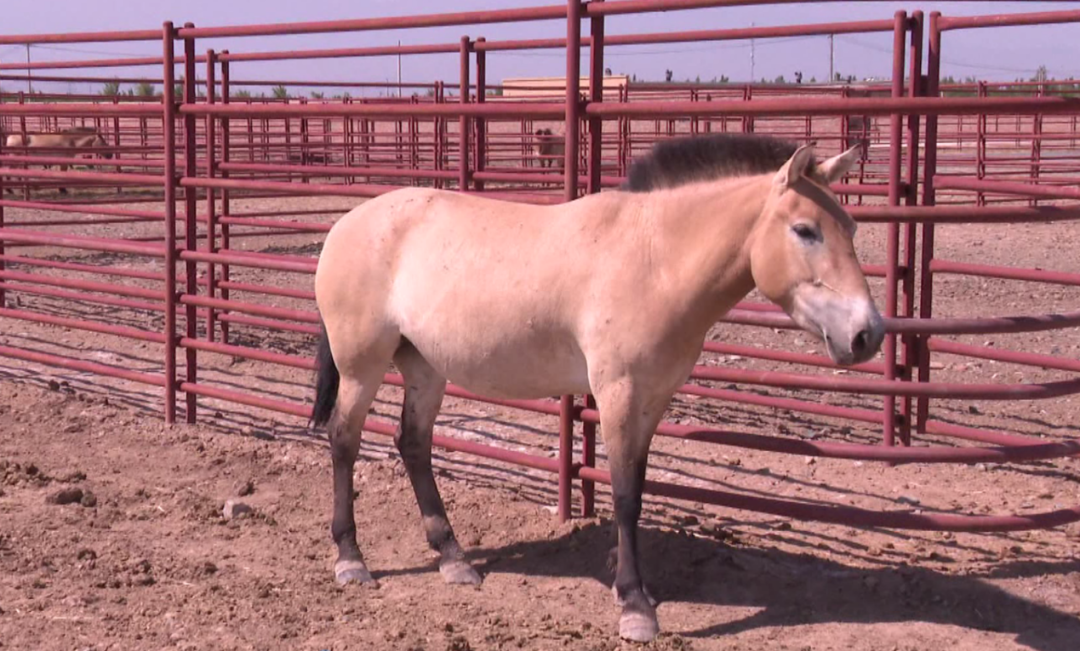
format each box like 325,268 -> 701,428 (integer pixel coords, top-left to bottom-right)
330,421 -> 373,585
611,459 -> 657,642
396,418 -> 480,585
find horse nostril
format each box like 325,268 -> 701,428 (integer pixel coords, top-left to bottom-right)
851,329 -> 870,357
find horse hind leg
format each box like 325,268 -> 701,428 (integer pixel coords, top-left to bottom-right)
316,332 -> 397,587
393,340 -> 481,585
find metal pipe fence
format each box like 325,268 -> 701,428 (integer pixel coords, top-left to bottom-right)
0,0 -> 1078,533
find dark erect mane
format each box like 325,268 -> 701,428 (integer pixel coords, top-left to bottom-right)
621,133 -> 799,193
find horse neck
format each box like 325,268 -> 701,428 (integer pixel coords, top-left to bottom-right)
658,175 -> 769,325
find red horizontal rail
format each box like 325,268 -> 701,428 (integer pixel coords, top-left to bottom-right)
601,467 -> 1080,532
0,254 -> 165,282
0,29 -> 161,45
178,294 -> 319,323
930,259 -> 1080,286
0,104 -> 161,116
645,417 -> 1080,464
0,199 -> 162,221
0,307 -> 166,344
691,365 -> 1080,400
0,228 -> 165,257
179,249 -> 317,273
702,341 -> 886,375
0,166 -> 160,186
939,9 -> 1080,31
0,270 -> 162,301
848,205 -> 1080,224
0,345 -> 165,387
583,96 -> 1080,118
0,281 -> 162,313
218,313 -> 320,335
934,176 -> 1080,200
179,337 -> 314,369
928,339 -> 1080,374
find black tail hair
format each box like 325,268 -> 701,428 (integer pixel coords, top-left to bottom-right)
310,323 -> 339,428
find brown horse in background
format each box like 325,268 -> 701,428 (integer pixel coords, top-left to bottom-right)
533,127 -> 565,169
310,133 -> 884,643
3,126 -> 113,194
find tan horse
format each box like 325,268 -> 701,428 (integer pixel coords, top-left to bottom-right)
310,133 -> 884,643
3,126 -> 112,194
533,127 -> 565,169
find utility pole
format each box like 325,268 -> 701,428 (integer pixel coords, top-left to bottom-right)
750,22 -> 755,82
25,44 -> 33,93
829,34 -> 834,83
397,40 -> 402,98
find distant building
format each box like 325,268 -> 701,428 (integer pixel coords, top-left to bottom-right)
499,75 -> 629,98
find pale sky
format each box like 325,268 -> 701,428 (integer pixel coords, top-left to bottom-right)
2,1 -> 1079,95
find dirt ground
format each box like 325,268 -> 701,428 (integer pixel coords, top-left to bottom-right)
2,132 -> 1080,648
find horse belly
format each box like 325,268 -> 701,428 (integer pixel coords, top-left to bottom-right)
404,329 -> 590,400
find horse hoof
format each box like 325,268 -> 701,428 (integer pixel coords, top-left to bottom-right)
335,560 -> 378,587
619,610 -> 659,643
440,559 -> 482,585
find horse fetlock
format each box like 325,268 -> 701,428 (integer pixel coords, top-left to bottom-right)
334,558 -> 378,587
611,583 -> 657,608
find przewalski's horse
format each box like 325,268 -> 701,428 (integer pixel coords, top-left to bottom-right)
3,126 -> 112,195
310,133 -> 884,643
533,127 -> 565,169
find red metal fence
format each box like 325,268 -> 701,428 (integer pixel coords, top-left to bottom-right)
1,1 -> 1079,532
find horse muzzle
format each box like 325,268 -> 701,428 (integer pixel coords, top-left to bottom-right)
790,289 -> 885,366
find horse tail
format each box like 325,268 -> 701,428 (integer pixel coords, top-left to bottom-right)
310,322 -> 340,428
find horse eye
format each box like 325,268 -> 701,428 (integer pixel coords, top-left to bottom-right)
792,224 -> 820,242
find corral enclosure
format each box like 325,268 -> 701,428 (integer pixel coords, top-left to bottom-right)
1,2 -> 1080,650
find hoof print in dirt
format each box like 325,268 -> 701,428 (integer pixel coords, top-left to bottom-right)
59,470 -> 86,483
233,479 -> 256,497
47,487 -> 84,505
222,499 -> 254,520
447,635 -> 473,651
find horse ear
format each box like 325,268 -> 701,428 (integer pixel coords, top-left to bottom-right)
774,143 -> 816,189
816,145 -> 861,184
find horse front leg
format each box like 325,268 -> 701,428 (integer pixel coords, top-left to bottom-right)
58,163 -> 68,194
594,382 -> 668,643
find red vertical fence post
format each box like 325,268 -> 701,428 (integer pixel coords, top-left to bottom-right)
183,25 -> 199,424
882,10 -> 907,447
458,37 -> 471,193
581,0 -> 605,519
916,12 -> 943,434
112,97 -> 122,194
434,81 -> 444,190
219,51 -> 231,344
976,81 -> 987,207
899,11 -> 923,447
17,92 -> 28,201
0,126 -> 5,309
475,37 -> 486,193
205,50 -> 218,343
559,0 -> 582,523
1030,82 -> 1045,207
162,22 -> 179,425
